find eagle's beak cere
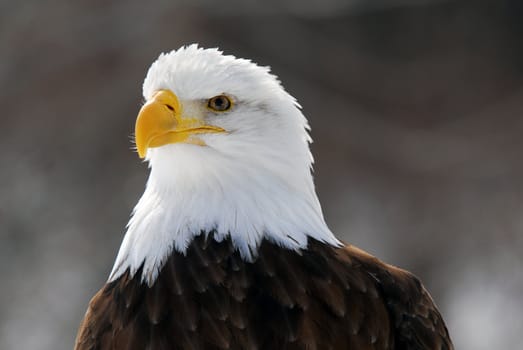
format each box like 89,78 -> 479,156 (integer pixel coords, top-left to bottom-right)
135,89 -> 226,158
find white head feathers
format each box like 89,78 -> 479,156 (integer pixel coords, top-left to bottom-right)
110,45 -> 340,284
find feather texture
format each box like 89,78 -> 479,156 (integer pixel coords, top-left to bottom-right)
75,235 -> 453,350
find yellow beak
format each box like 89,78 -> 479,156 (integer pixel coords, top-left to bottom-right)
135,90 -> 226,158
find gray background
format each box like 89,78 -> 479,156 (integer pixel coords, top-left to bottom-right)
1,0 -> 522,349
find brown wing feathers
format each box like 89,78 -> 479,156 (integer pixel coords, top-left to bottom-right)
344,244 -> 453,350
75,234 -> 453,349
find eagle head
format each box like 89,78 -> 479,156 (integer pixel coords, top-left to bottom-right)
136,44 -> 313,191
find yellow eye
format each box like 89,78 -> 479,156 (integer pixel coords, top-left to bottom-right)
208,95 -> 232,112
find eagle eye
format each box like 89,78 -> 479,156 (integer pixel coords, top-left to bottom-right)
208,95 -> 232,112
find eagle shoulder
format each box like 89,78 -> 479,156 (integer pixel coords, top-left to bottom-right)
338,243 -> 454,350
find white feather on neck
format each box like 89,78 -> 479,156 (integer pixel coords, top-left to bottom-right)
108,45 -> 340,285
109,141 -> 340,285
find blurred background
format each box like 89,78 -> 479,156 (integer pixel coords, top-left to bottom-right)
1,0 -> 522,348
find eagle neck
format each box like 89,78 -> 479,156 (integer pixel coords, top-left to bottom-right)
109,153 -> 340,285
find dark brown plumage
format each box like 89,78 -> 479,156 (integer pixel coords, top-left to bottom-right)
75,233 -> 453,350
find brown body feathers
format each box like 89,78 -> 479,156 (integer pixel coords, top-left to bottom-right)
75,234 -> 453,350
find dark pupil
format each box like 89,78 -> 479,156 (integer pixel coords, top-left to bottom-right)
214,97 -> 224,108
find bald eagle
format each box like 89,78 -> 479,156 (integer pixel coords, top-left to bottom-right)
75,45 -> 453,350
